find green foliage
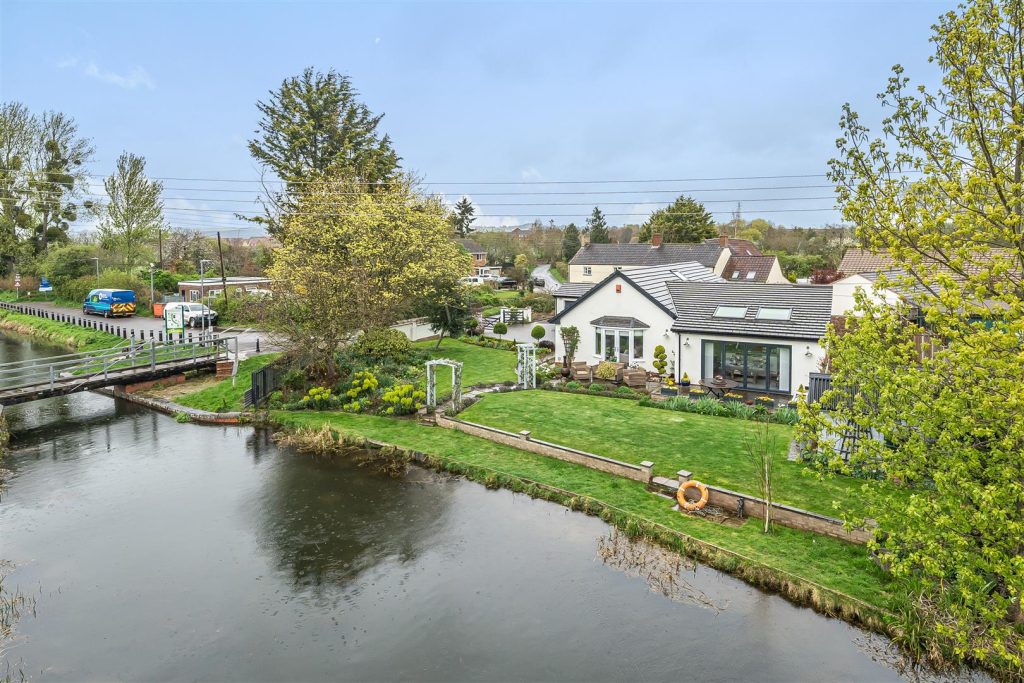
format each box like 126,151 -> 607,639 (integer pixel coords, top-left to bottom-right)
248,67 -> 401,240
416,286 -> 470,347
811,2 -> 1024,671
585,207 -> 610,244
652,345 -> 667,375
587,382 -> 607,392
564,380 -> 582,390
381,383 -> 426,415
637,195 -> 716,243
594,361 -> 618,381
345,370 -> 379,400
98,152 -> 165,273
41,244 -> 97,285
530,324 -> 546,341
176,354 -> 282,412
451,197 -> 476,237
173,412 -> 191,423
352,328 -> 414,366
492,321 -> 507,338
561,223 -> 582,261
299,386 -> 340,410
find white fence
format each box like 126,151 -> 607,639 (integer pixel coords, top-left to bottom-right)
391,317 -> 439,342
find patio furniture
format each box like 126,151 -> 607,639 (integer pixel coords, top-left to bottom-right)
697,377 -> 740,398
621,367 -> 647,388
570,361 -> 592,382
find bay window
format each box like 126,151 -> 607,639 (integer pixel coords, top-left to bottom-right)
594,327 -> 646,363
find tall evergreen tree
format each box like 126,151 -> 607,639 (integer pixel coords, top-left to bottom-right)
247,68 -> 401,239
561,222 -> 581,260
637,194 -> 716,243
586,207 -> 610,244
451,197 -> 476,237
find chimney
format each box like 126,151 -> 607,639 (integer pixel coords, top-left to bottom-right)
651,233 -> 663,247
718,234 -> 729,248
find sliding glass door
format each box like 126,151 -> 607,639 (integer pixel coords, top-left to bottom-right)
701,340 -> 791,392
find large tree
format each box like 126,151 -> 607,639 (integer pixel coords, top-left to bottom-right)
800,1 -> 1024,674
586,207 -> 610,244
637,194 -> 716,243
247,68 -> 401,239
98,153 -> 166,273
0,103 -> 94,271
451,197 -> 476,237
266,175 -> 469,378
561,222 -> 581,260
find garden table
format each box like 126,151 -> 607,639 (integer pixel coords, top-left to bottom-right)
697,377 -> 740,398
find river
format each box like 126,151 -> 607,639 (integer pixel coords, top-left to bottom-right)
0,333 -> 961,681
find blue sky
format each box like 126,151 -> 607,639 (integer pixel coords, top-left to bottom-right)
1,1 -> 952,234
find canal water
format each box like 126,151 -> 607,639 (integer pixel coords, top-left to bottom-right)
0,334 -> 959,681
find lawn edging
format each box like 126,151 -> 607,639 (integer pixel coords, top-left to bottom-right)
266,412 -> 895,635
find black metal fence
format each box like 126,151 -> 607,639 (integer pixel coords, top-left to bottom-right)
244,363 -> 283,407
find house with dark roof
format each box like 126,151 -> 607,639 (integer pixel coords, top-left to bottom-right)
455,238 -> 488,272
567,234 -> 778,283
722,254 -> 788,284
550,263 -> 832,396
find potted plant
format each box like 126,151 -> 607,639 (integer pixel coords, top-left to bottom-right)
680,372 -> 691,387
660,375 -> 678,396
688,387 -> 707,400
755,395 -> 776,409
723,391 -> 744,403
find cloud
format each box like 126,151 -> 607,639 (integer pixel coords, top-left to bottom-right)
519,167 -> 543,181
57,57 -> 155,90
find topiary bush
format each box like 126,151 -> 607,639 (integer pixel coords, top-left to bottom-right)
492,322 -> 508,338
565,380 -> 582,390
594,361 -> 618,381
531,324 -> 546,341
652,345 -> 668,376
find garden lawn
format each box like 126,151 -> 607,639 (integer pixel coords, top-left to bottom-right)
459,390 -> 906,519
176,353 -> 280,412
272,409 -> 892,609
414,338 -> 516,394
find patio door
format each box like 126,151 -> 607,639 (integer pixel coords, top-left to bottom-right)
598,328 -> 644,363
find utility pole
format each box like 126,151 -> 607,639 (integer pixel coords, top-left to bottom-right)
216,231 -> 229,311
157,229 -> 163,268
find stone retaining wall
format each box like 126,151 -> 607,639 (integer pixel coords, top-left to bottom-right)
435,414 -> 653,483
657,472 -> 872,544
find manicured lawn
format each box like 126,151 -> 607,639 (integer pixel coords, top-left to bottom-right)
459,390 -> 903,518
176,353 -> 280,412
272,409 -> 891,608
414,338 -> 516,393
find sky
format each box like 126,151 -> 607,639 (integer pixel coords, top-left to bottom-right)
1,0 -> 955,235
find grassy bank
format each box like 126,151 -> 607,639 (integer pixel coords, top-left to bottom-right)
0,309 -> 123,351
175,353 -> 280,412
270,409 -> 892,614
459,390 -> 907,518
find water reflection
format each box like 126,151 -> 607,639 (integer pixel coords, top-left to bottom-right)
249,441 -> 452,592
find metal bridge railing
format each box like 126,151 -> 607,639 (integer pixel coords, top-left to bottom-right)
0,336 -> 232,392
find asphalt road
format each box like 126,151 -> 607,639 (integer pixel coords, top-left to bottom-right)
531,264 -> 562,292
24,301 -> 271,356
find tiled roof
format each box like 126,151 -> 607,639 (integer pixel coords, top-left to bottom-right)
668,281 -> 833,340
838,249 -> 892,274
552,282 -> 596,298
590,316 -> 649,329
621,261 -> 723,311
456,238 -> 486,254
569,242 -> 724,267
702,237 -> 762,256
723,255 -> 778,283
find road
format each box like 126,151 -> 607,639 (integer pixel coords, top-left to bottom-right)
532,263 -> 562,292
26,301 -> 270,356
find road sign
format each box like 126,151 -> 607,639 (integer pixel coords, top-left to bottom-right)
13,274 -> 20,287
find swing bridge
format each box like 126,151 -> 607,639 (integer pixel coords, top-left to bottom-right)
0,336 -> 235,407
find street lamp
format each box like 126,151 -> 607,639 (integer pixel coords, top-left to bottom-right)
199,259 -> 215,338
149,263 -> 155,316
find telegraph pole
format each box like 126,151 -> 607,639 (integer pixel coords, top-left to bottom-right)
216,231 -> 229,311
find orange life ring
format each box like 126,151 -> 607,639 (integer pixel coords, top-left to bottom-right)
677,480 -> 709,511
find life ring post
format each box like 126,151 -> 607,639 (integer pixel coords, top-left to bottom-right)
677,480 -> 709,512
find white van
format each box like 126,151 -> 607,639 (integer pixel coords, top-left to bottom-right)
163,302 -> 219,328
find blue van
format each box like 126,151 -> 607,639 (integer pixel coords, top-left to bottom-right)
83,289 -> 137,318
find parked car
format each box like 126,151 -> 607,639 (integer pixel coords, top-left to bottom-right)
83,289 -> 137,318
532,277 -> 547,288
496,277 -> 518,289
162,301 -> 218,328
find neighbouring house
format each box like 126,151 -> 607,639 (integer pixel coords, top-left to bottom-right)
831,271 -> 907,317
667,282 -> 832,397
550,261 -> 724,371
456,238 -> 488,271
177,276 -> 273,302
837,248 -> 894,275
567,234 -> 783,284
